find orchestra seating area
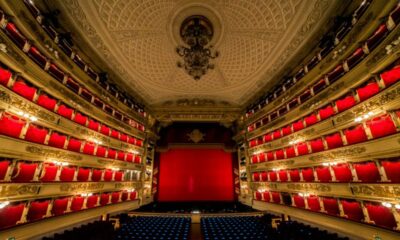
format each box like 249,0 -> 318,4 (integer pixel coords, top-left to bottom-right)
135,202 -> 255,214
42,221 -> 115,240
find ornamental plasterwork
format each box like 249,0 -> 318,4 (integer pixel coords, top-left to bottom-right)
54,0 -> 339,108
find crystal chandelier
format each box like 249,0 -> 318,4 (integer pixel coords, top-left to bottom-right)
176,16 -> 219,80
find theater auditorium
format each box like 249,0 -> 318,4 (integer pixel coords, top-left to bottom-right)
0,0 -> 399,239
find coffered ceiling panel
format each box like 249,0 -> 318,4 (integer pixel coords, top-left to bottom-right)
55,0 -> 339,108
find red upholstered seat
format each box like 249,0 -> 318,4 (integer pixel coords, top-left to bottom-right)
111,192 -> 120,203
40,163 -> 57,182
114,171 -> 123,181
0,159 -> 10,180
344,125 -> 368,145
366,202 -> 397,229
281,125 -> 292,136
25,124 -> 48,144
111,129 -> 119,139
108,148 -> 117,159
262,192 -> 270,202
275,149 -> 284,160
12,162 -> 37,182
266,151 -> 274,161
251,155 -> 258,164
77,168 -> 90,182
37,94 -> 57,111
304,114 -> 318,127
341,200 -> 364,221
91,169 -> 103,181
100,194 -> 110,205
255,191 -> 262,201
100,125 -> 110,136
57,104 -> 74,119
271,192 -> 281,203
117,151 -> 125,161
86,195 -> 98,208
367,115 -> 397,139
134,155 -> 141,163
73,112 -> 87,126
120,133 -> 128,142
51,198 -> 68,216
260,172 -> 267,181
126,153 -> 134,162
0,67 -> 12,86
302,168 -> 314,182
325,133 -> 343,149
96,146 -> 106,157
323,198 -> 339,216
129,191 -> 137,200
258,153 -> 266,163
296,142 -> 309,156
263,133 -> 273,142
310,138 -> 325,153
354,162 -> 380,182
88,119 -> 100,131
268,171 -> 277,182
27,200 -> 49,221
0,203 -> 25,229
336,95 -> 356,113
59,166 -> 75,182
316,166 -> 332,182
332,164 -> 352,182
103,169 -> 113,181
285,146 -> 296,158
121,191 -> 129,201
48,132 -> 66,149
273,130 -> 281,140
307,196 -> 321,212
294,195 -> 305,208
292,120 -> 304,132
0,113 -> 25,138
382,160 -> 400,183
319,105 -> 335,120
83,142 -> 95,155
289,169 -> 300,182
278,170 -> 288,182
381,65 -> 400,87
253,172 -> 260,181
12,80 -> 36,101
70,197 -> 84,212
357,81 -> 380,101
128,136 -> 136,145
67,138 -> 82,152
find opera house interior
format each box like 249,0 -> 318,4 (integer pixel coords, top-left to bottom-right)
1,0 -> 400,239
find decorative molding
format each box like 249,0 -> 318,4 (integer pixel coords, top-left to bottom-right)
25,145 -> 83,161
59,182 -> 104,192
309,147 -> 366,162
0,184 -> 41,197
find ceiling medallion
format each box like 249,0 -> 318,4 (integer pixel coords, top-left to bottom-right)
176,15 -> 219,80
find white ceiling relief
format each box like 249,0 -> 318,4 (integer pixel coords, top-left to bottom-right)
56,0 -> 339,108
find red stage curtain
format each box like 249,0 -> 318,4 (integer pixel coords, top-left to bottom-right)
77,168 -> 90,182
382,160 -> 400,183
103,169 -> 113,181
366,203 -> 397,229
341,200 -> 364,221
83,142 -> 95,155
271,192 -> 281,203
107,148 -> 117,159
60,166 -> 75,182
344,125 -> 368,145
88,120 -> 100,131
381,66 -> 400,87
278,170 -> 288,182
111,129 -> 119,139
354,162 -> 380,182
114,171 -> 123,181
0,203 -> 24,229
100,194 -> 110,206
286,146 -> 296,158
316,166 -> 332,182
0,67 -> 12,86
319,105 -> 335,120
323,198 -> 339,216
325,133 -> 343,149
266,151 -> 274,161
282,125 -> 292,136
289,169 -> 300,182
111,192 -> 120,203
305,114 -> 318,126
96,146 -> 106,157
292,120 -> 304,132
307,196 -> 321,212
260,172 -> 267,181
262,192 -> 270,202
73,112 -> 87,126
129,191 -> 137,200
92,169 -> 103,181
67,138 -> 82,152
48,132 -> 66,149
37,94 -> 57,111
40,163 -> 57,182
117,151 -> 125,161
57,104 -> 74,119
275,149 -> 285,160
294,195 -> 305,208
302,168 -> 314,182
310,138 -> 325,153
27,200 -> 49,221
70,197 -> 84,212
12,80 -> 36,101
263,134 -> 273,142
296,142 -> 309,156
357,82 -> 380,101
268,171 -> 278,182
100,125 -> 110,136
336,95 -> 356,112
25,124 -> 48,144
12,162 -> 37,182
158,148 -> 234,201
332,164 -> 353,182
0,113 -> 25,138
367,115 -> 397,139
86,195 -> 98,208
51,198 -> 68,216
0,159 -> 10,180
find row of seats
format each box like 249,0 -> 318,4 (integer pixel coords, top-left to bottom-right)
0,66 -> 144,147
247,2 -> 399,132
0,191 -> 137,230
255,192 -> 398,230
23,0 -> 146,118
275,221 -> 349,240
0,9 -> 145,132
42,220 -> 115,240
252,158 -> 400,183
0,111 -> 142,163
0,158 -> 140,182
250,111 -> 399,163
249,63 -> 400,147
115,216 -> 190,240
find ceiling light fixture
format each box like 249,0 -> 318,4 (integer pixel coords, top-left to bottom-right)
176,15 -> 219,80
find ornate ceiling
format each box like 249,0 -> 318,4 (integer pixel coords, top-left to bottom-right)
53,0 -> 340,114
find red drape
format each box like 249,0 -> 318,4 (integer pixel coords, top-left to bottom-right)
354,162 -> 380,183
381,66 -> 400,87
86,195 -> 98,208
325,133 -> 343,149
332,164 -> 353,182
307,196 -> 321,212
77,168 -> 90,182
48,132 -> 66,149
92,169 -> 103,181
289,169 -> 300,182
344,125 -> 368,145
310,138 -> 325,153
0,113 -> 25,138
382,160 -> 400,183
269,171 -> 278,182
0,159 -> 10,180
51,198 -> 68,216
0,67 -> 12,86
316,166 -> 332,182
27,200 -> 49,221
357,82 -> 380,101
323,198 -> 339,216
70,197 -> 84,212
25,124 -> 48,144
341,200 -> 364,221
366,203 -> 397,229
0,203 -> 24,229
319,105 -> 335,120
367,115 -> 397,139
40,163 -> 57,182
336,95 -> 356,112
12,162 -> 37,182
59,166 -> 75,182
302,168 -> 315,182
37,94 -> 57,111
294,195 -> 305,208
12,80 -> 36,101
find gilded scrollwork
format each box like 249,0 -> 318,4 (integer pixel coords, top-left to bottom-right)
26,145 -> 82,161
0,184 -> 41,197
287,183 -> 331,193
351,185 -> 400,198
309,147 -> 366,162
60,182 -> 104,192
